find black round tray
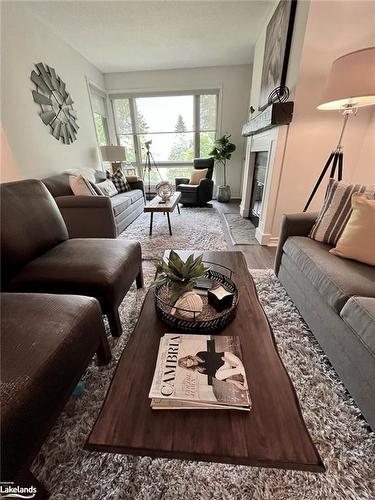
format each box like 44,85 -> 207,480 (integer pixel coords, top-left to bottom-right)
154,262 -> 239,334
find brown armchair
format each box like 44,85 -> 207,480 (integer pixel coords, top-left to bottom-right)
0,179 -> 143,337
175,158 -> 214,206
1,292 -> 111,496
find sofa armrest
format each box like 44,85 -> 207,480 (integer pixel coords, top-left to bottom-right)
127,179 -> 144,192
55,195 -> 117,238
176,178 -> 190,188
198,178 -> 214,204
274,212 -> 318,275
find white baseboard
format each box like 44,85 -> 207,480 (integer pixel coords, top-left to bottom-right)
268,237 -> 279,247
255,228 -> 279,247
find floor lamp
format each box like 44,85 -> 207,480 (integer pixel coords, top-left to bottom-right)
304,47 -> 375,212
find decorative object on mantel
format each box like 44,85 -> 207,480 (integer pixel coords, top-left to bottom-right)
100,145 -> 126,173
304,46 -> 375,211
209,134 -> 236,202
153,251 -> 239,333
268,85 -> 290,106
259,0 -> 297,111
31,62 -> 78,144
142,140 -> 162,200
242,101 -> 294,136
155,181 -> 175,203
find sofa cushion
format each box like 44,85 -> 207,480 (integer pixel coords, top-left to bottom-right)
128,189 -> 143,203
340,297 -> 375,357
111,192 -> 133,215
283,236 -> 375,312
110,190 -> 143,216
8,238 -> 142,311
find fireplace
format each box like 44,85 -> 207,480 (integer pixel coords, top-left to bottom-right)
249,151 -> 268,227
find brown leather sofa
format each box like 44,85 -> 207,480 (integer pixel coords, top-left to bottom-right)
175,158 -> 214,206
1,292 -> 111,498
1,179 -> 143,337
42,172 -> 145,238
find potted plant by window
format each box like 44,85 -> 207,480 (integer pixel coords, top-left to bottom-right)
209,134 -> 236,202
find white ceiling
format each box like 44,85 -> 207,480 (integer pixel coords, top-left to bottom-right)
26,1 -> 275,73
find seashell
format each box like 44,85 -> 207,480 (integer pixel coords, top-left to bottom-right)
171,291 -> 203,319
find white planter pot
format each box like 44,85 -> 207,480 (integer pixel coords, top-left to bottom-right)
217,185 -> 231,202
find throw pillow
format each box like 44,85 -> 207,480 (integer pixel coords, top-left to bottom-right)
69,175 -> 97,196
106,169 -> 131,193
190,169 -> 208,185
96,179 -> 118,197
329,194 -> 375,266
309,178 -> 375,245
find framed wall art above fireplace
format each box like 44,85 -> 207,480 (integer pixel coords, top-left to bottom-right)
259,0 -> 297,111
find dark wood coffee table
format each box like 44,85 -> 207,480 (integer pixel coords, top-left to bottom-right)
86,251 -> 324,472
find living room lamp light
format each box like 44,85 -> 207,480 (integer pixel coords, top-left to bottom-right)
100,145 -> 126,173
303,46 -> 375,211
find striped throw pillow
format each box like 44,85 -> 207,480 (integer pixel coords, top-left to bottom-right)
309,179 -> 375,245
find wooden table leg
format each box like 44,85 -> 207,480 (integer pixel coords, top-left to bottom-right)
149,212 -> 154,236
167,212 -> 172,235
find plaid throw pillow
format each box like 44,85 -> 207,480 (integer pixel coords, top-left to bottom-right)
106,169 -> 131,193
309,178 -> 375,245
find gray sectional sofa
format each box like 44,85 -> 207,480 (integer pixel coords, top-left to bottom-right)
43,171 -> 145,238
275,212 -> 375,430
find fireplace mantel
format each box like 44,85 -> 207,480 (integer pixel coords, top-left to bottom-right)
242,102 -> 294,137
240,126 -> 289,246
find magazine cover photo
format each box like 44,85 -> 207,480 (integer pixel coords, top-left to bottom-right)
150,334 -> 251,409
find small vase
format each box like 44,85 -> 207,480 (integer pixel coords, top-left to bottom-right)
218,185 -> 231,202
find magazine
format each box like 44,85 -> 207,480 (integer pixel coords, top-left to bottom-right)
149,334 -> 251,411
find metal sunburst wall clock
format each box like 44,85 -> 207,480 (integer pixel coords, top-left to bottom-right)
31,62 -> 79,144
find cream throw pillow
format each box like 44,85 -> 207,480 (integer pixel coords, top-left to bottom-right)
69,175 -> 97,196
329,193 -> 375,266
96,179 -> 118,197
190,169 -> 208,185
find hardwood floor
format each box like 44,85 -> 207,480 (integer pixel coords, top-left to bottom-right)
212,199 -> 276,269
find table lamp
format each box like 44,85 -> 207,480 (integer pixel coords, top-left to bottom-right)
100,145 -> 126,173
304,46 -> 375,211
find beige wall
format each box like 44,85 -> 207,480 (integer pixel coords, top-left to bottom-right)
1,2 -> 104,181
104,65 -> 252,198
272,0 -> 375,236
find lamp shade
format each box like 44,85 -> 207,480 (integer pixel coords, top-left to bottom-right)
318,47 -> 375,110
100,145 -> 126,162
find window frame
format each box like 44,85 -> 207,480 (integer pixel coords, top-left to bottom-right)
88,82 -> 110,147
110,89 -> 219,167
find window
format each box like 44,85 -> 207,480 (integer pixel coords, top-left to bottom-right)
90,87 -> 110,146
111,92 -> 218,168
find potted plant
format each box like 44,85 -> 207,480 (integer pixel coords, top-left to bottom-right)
153,251 -> 209,318
209,134 -> 236,202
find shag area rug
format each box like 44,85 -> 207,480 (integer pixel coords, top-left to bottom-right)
33,267 -> 374,500
223,213 -> 258,245
119,207 -> 227,260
